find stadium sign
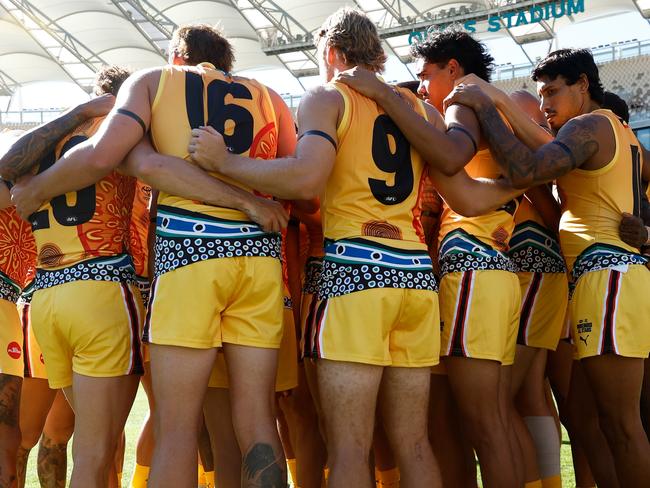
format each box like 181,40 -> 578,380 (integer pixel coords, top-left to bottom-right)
408,0 -> 585,44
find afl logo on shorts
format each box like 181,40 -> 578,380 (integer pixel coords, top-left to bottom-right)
7,342 -> 22,359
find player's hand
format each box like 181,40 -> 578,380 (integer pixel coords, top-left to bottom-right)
336,66 -> 390,101
10,174 -> 44,221
77,94 -> 116,119
454,74 -> 505,104
443,83 -> 493,113
189,126 -> 228,172
242,196 -> 289,233
619,212 -> 648,248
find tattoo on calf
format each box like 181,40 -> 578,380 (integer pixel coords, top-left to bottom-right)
242,443 -> 286,488
0,375 -> 21,427
16,447 -> 30,487
37,435 -> 67,488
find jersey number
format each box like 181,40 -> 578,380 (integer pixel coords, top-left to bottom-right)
185,73 -> 254,154
369,115 -> 414,205
31,135 -> 96,230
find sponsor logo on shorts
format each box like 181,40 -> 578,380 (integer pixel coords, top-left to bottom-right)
579,335 -> 589,346
7,342 -> 21,359
40,353 -> 44,364
577,319 -> 592,334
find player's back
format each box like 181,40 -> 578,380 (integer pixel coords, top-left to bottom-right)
150,63 -> 278,223
558,109 -> 645,270
0,205 -> 36,301
323,82 -> 428,251
31,117 -> 135,286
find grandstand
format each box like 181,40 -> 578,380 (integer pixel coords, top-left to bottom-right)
1,0 -> 649,143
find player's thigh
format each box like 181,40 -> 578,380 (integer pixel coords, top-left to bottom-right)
18,377 -> 56,446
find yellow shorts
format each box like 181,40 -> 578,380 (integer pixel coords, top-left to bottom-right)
570,265 -> 650,359
145,257 -> 283,349
517,272 -> 568,350
208,295 -> 298,392
315,288 -> 440,367
0,298 -> 23,378
31,280 -> 144,389
440,270 -> 520,365
18,301 -> 47,380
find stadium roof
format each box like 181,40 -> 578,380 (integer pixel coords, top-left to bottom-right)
0,0 -> 648,96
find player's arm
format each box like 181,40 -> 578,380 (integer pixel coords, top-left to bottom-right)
121,137 -> 288,232
10,68 -> 159,218
525,185 -> 561,232
189,85 -> 340,200
421,103 -> 524,216
267,87 -> 319,215
285,217 -> 303,328
445,84 -> 608,189
446,74 -> 553,150
0,94 -> 115,181
336,66 -> 478,176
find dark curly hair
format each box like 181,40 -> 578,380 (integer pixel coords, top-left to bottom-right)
93,65 -> 132,96
170,24 -> 235,72
532,49 -> 605,105
410,26 -> 494,82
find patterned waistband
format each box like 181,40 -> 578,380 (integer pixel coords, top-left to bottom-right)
303,257 -> 323,295
0,271 -> 20,303
439,229 -> 517,276
154,207 -> 282,278
135,275 -> 150,307
319,238 -> 437,300
34,254 -> 136,291
571,243 -> 649,283
17,280 -> 36,304
509,221 -> 566,273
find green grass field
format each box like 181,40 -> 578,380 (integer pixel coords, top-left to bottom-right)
22,386 -> 578,487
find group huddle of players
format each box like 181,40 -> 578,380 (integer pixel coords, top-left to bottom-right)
1,6 -> 650,488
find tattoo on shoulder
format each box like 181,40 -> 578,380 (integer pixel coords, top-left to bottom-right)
242,443 -> 286,488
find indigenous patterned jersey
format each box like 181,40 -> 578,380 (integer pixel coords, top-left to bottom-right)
558,109 -> 647,277
150,63 -> 281,277
128,180 -> 152,279
318,83 -> 436,300
437,124 -> 518,276
0,206 -> 36,302
30,117 -> 136,289
509,195 -> 565,274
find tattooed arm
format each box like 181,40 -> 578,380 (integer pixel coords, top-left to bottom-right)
445,84 -> 610,189
0,94 -> 115,181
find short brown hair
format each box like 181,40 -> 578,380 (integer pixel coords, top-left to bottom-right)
170,24 -> 235,72
316,8 -> 386,73
93,65 -> 132,96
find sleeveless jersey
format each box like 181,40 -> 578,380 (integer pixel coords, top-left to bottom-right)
436,125 -> 518,275
0,206 -> 36,302
318,83 -> 436,300
509,195 -> 565,273
149,63 -> 282,277
128,180 -> 152,280
558,109 -> 647,276
30,117 -> 136,289
323,82 -> 427,248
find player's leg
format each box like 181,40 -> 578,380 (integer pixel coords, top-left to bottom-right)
37,389 -> 74,488
204,387 -> 241,488
198,416 -> 214,487
566,360 -> 619,488
372,416 -> 399,488
516,349 -> 561,488
131,361 -> 154,488
641,358 -> 650,437
428,371 -> 477,488
446,357 -> 518,488
378,366 -> 440,488
582,355 -> 650,486
15,378 -> 56,487
147,345 -> 216,488
318,359 -> 383,488
223,343 -> 286,487
499,365 -> 529,486
66,374 -> 138,488
0,373 -> 21,488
